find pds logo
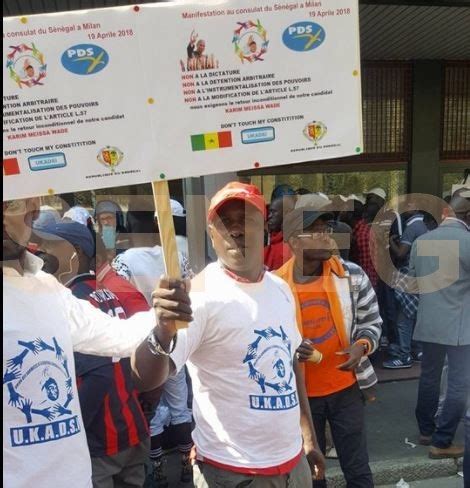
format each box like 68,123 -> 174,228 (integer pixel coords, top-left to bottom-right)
282,22 -> 326,52
61,44 -> 109,75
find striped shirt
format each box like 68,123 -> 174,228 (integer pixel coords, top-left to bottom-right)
69,274 -> 149,457
339,260 -> 382,389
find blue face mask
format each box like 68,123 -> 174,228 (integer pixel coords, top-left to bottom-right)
101,225 -> 116,250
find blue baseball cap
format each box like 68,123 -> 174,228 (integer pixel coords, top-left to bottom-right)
271,184 -> 296,201
35,220 -> 95,258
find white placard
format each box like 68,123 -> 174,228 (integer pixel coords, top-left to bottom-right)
3,0 -> 362,200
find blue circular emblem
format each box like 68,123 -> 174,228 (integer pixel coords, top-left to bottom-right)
61,44 -> 109,75
282,22 -> 326,52
243,326 -> 294,395
4,337 -> 74,424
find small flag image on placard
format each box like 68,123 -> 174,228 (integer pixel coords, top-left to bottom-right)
3,158 -> 20,176
191,131 -> 232,151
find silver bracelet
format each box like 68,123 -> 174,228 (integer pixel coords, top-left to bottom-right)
147,330 -> 177,357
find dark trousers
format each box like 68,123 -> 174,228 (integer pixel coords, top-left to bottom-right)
415,342 -> 470,448
464,409 -> 469,488
309,384 -> 373,488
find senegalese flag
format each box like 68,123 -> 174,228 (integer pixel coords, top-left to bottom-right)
3,158 -> 20,176
191,131 -> 232,151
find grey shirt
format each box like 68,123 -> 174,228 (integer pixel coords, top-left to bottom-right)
411,219 -> 470,346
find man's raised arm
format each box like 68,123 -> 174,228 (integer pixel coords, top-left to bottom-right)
131,277 -> 192,391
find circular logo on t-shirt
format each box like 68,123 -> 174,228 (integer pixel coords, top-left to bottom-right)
243,326 -> 298,411
3,336 -> 81,447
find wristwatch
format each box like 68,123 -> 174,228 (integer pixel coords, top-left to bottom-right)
147,330 -> 177,357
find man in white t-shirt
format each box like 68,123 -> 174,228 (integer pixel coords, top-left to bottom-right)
133,182 -> 326,487
111,199 -> 193,484
112,200 -> 189,304
3,197 -> 175,488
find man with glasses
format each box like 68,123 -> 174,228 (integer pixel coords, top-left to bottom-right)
276,206 -> 382,488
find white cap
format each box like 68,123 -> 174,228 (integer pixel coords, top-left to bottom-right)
451,184 -> 470,198
155,199 -> 186,218
63,206 -> 93,226
295,193 -> 332,210
171,199 -> 186,217
366,187 -> 387,200
347,194 -> 366,205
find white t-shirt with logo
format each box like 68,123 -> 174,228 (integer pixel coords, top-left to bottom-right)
171,263 -> 303,469
112,245 -> 190,305
3,252 -> 155,488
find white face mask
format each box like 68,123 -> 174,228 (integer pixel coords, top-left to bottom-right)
101,225 -> 117,250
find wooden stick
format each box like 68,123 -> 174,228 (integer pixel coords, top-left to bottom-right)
152,180 -> 188,329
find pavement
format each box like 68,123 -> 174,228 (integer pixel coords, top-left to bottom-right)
378,475 -> 464,487
146,379 -> 465,487
321,379 -> 465,487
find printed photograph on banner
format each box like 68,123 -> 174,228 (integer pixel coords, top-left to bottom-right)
181,29 -> 219,71
233,20 -> 269,64
6,43 -> 47,88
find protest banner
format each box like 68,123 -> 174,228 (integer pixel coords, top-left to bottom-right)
3,0 -> 362,327
141,0 -> 363,180
3,7 -> 153,201
3,0 -> 362,200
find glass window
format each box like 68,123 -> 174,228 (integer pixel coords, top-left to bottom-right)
441,169 -> 469,197
251,169 -> 406,202
441,62 -> 470,161
361,62 -> 412,160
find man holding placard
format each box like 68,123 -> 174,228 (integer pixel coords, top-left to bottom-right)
3,197 -> 174,488
134,182 -> 326,487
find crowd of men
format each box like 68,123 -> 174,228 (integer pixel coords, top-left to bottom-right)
3,181 -> 469,488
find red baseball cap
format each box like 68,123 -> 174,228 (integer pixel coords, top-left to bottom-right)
207,182 -> 266,222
